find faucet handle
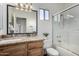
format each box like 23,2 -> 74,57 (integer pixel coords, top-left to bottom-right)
58,40 -> 62,42
56,35 -> 61,38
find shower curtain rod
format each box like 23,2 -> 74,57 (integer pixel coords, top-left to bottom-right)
53,4 -> 79,16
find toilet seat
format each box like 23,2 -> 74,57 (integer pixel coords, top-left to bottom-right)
46,48 -> 59,56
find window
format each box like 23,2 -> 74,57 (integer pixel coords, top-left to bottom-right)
39,9 -> 44,20
45,10 -> 49,20
39,9 -> 49,20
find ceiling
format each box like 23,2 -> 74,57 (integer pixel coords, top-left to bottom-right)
32,3 -> 77,14
9,3 -> 77,14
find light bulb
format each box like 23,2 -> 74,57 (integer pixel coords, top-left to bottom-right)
25,3 -> 28,8
20,8 -> 24,11
16,3 -> 20,10
20,3 -> 23,7
16,7 -> 19,10
30,3 -> 32,9
15,3 -> 32,12
15,3 -> 18,6
25,8 -> 28,12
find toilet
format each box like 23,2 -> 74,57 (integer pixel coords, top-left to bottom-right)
46,48 -> 59,56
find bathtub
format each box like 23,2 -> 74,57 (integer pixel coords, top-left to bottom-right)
56,46 -> 78,56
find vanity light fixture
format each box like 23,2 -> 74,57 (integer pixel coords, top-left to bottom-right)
16,3 -> 32,12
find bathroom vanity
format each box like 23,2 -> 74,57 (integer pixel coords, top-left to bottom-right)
0,4 -> 43,56
0,36 -> 44,56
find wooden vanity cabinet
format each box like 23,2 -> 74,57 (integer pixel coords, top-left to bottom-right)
0,40 -> 44,56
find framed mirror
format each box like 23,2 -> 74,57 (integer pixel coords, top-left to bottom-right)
7,5 -> 38,35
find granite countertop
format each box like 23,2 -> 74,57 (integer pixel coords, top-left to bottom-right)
0,36 -> 45,46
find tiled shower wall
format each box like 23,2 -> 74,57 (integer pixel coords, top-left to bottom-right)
53,4 -> 79,55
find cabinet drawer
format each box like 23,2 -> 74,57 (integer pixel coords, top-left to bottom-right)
9,48 -> 26,56
28,41 -> 43,49
0,43 -> 26,51
0,43 -> 27,56
28,48 -> 43,56
0,48 -> 25,56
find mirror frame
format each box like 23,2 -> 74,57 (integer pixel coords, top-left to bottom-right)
7,5 -> 38,35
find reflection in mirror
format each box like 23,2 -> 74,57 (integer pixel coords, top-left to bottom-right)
7,5 -> 37,35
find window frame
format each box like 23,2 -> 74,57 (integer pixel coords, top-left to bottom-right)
39,8 -> 45,20
44,9 -> 50,20
39,8 -> 50,21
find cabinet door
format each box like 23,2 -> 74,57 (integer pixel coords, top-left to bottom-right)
9,48 -> 25,56
0,45 -> 11,56
7,43 -> 27,56
28,48 -> 43,56
0,43 -> 27,56
28,41 -> 43,49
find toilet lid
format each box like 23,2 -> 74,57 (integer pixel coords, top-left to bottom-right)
46,48 -> 59,55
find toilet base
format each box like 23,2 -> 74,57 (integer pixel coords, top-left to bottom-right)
46,48 -> 59,56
